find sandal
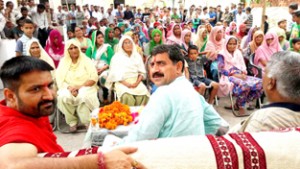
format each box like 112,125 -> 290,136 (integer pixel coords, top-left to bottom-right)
224,104 -> 239,111
69,125 -> 77,133
233,108 -> 251,117
247,105 -> 255,111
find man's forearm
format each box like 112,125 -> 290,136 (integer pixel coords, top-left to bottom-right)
9,155 -> 98,169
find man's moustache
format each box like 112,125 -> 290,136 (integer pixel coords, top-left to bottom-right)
38,100 -> 55,107
152,72 -> 164,78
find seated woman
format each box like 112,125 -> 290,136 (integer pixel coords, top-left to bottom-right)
244,30 -> 264,59
144,29 -> 163,59
166,24 -> 182,45
240,27 -> 259,53
73,26 -> 92,53
104,27 -> 119,51
194,27 -> 208,54
254,32 -> 282,74
276,28 -> 290,51
106,35 -> 149,106
218,36 -> 263,116
225,21 -> 237,35
45,29 -> 65,68
26,39 -> 55,69
56,39 -> 99,132
181,29 -> 192,54
124,31 -> 144,58
205,26 -> 224,82
86,30 -> 114,104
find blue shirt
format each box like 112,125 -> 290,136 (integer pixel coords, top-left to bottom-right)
209,12 -> 216,26
121,76 -> 228,144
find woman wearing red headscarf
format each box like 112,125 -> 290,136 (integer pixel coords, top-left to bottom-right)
45,29 -> 65,68
236,23 -> 247,43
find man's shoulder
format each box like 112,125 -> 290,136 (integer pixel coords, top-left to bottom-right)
252,106 -> 298,118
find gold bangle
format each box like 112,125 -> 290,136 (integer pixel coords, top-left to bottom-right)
132,160 -> 138,168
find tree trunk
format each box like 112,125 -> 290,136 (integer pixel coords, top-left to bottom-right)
261,0 -> 266,31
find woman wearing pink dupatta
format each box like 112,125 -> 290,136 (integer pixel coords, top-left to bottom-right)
254,32 -> 282,74
205,26 -> 224,82
45,29 -> 65,68
218,36 -> 263,116
166,24 -> 182,45
226,21 -> 237,35
181,29 -> 192,53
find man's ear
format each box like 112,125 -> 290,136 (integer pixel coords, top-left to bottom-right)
3,88 -> 17,108
267,78 -> 276,91
176,61 -> 183,74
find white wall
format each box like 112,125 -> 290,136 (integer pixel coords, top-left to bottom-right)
251,7 -> 290,30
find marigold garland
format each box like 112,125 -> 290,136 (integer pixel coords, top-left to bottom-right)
98,101 -> 133,130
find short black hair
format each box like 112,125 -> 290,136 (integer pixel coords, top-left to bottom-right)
289,3 -> 298,10
22,19 -> 34,25
291,38 -> 300,44
203,7 -> 207,11
114,27 -> 121,32
293,10 -> 300,17
37,4 -> 45,10
16,16 -> 26,25
246,7 -> 251,12
188,45 -> 199,54
21,6 -> 28,12
6,1 -> 13,7
0,56 -> 53,91
151,44 -> 185,72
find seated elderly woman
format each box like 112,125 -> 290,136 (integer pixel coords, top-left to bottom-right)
73,26 -> 92,53
56,39 -> 99,132
26,39 -> 55,69
218,36 -> 263,116
231,51 -> 300,132
106,35 -> 149,106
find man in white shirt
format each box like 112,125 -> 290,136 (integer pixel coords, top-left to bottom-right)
16,0 -> 29,19
83,5 -> 90,20
56,6 -> 65,26
27,0 -> 36,16
4,1 -> 17,26
235,6 -> 247,31
104,8 -> 115,24
92,6 -> 103,22
200,7 -> 210,23
68,4 -> 76,31
31,4 -> 48,47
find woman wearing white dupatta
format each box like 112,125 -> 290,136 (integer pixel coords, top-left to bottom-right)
56,39 -> 99,132
106,35 -> 149,106
26,39 -> 55,69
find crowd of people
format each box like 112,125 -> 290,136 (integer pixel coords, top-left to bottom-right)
0,0 -> 300,168
0,0 -> 299,129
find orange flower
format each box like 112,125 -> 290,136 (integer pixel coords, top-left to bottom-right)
98,101 -> 133,130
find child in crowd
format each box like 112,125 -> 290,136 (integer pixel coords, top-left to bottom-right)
290,38 -> 300,53
67,29 -> 75,39
185,45 -> 219,104
15,19 -> 36,56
